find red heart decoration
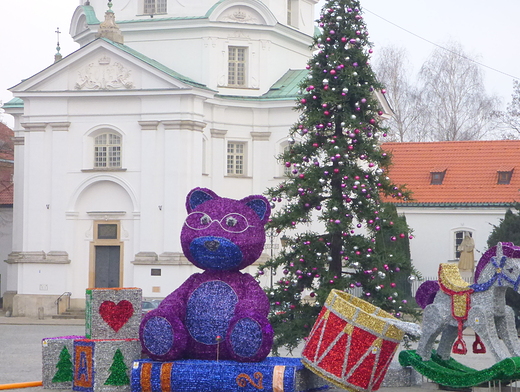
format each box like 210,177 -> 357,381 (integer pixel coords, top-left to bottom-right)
99,300 -> 134,332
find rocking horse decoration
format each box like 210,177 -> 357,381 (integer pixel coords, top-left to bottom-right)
415,242 -> 520,362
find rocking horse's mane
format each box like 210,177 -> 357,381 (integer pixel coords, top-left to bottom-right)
474,242 -> 520,283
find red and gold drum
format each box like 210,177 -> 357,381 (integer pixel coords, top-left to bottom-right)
302,290 -> 405,392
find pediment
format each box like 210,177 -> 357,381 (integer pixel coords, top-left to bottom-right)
208,0 -> 277,26
10,39 -> 207,95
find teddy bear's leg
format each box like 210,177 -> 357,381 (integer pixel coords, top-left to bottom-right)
225,313 -> 274,362
140,309 -> 188,361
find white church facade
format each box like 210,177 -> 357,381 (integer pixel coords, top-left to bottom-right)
3,0 -> 319,316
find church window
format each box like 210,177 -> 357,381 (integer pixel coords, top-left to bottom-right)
282,143 -> 292,177
95,133 -> 121,168
287,0 -> 298,27
228,47 -> 247,87
144,0 -> 167,14
227,142 -> 246,176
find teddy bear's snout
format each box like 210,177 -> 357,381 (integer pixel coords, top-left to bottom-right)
204,240 -> 220,252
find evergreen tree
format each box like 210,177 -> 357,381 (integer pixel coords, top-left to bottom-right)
487,204 -> 520,247
52,346 -> 73,383
104,349 -> 129,386
487,204 -> 520,318
259,0 -> 419,353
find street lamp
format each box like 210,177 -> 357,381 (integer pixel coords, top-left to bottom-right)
265,229 -> 280,290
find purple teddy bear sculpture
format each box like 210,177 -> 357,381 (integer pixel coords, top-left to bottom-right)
139,187 -> 274,362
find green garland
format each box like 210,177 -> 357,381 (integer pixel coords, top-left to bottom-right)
399,350 -> 520,388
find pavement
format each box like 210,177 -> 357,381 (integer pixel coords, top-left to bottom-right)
0,310 -> 510,392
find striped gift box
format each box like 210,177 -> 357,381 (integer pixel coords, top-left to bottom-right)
131,357 -> 327,392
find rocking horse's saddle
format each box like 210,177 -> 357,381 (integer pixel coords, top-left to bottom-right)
436,263 -> 485,355
438,263 -> 472,295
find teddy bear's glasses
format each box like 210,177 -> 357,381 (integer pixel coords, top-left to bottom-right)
184,212 -> 254,233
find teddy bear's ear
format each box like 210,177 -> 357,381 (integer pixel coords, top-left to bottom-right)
241,195 -> 271,224
186,188 -> 219,212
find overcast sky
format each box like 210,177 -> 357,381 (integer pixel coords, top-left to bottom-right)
1,0 -> 519,125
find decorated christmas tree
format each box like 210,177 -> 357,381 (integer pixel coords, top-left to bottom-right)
52,346 -> 73,383
104,349 -> 130,386
260,0 -> 419,353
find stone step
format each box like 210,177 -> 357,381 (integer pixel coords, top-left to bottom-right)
51,309 -> 86,319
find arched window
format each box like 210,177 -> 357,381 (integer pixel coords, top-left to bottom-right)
283,144 -> 292,177
94,133 -> 121,168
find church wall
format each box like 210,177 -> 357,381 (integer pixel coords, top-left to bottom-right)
122,23 -> 311,94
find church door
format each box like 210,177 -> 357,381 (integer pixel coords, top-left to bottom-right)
95,246 -> 121,288
90,221 -> 123,288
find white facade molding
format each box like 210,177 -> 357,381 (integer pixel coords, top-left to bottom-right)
50,122 -> 71,132
210,128 -> 228,138
138,121 -> 160,131
162,120 -> 206,132
250,131 -> 271,141
6,251 -> 70,264
12,137 -> 24,146
67,174 -> 139,213
75,56 -> 134,90
132,251 -> 190,265
21,123 -> 47,132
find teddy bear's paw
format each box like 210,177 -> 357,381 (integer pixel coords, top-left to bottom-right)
226,314 -> 274,362
140,311 -> 188,361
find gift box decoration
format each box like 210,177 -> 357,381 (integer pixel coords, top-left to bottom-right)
301,290 -> 406,392
131,357 -> 328,392
73,338 -> 141,392
85,288 -> 142,340
42,336 -> 85,389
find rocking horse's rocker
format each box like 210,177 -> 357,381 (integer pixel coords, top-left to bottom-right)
415,242 -> 520,362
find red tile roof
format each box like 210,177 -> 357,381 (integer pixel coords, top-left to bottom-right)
382,140 -> 520,205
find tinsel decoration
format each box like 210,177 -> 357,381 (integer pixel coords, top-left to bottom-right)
141,188 -> 273,362
99,300 -> 134,333
86,288 -> 142,340
301,290 -> 405,392
42,336 -> 84,389
415,242 -> 520,363
52,346 -> 74,383
105,349 -> 130,386
131,357 -> 328,392
399,350 -> 520,388
181,188 -> 270,271
437,263 -> 473,355
73,338 -> 141,392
